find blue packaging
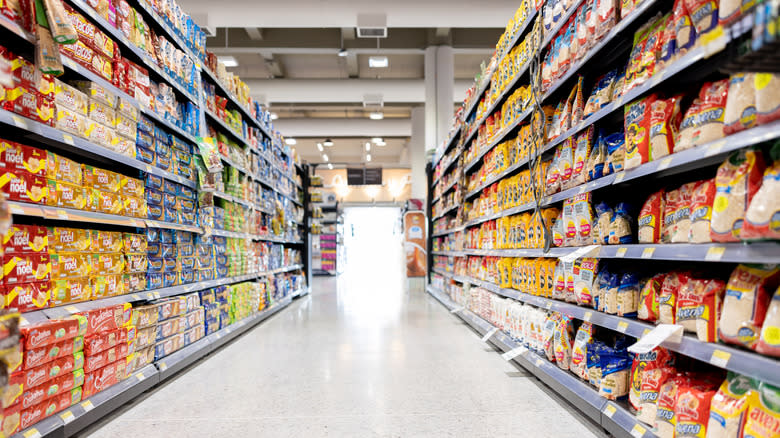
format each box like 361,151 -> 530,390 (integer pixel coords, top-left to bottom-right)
213,244 -> 226,255
214,286 -> 228,302
212,236 -> 226,246
163,180 -> 178,195
199,290 -> 216,305
147,257 -> 164,273
137,116 -> 154,134
156,153 -> 172,171
164,206 -> 177,223
161,244 -> 176,258
177,197 -> 196,213
154,127 -> 171,145
163,271 -> 177,287
174,231 -> 193,245
136,130 -> 155,149
146,188 -> 163,206
197,214 -> 214,229
175,165 -> 194,180
196,244 -> 213,258
159,229 -> 174,244
179,211 -> 196,225
145,174 -> 163,190
213,216 -> 224,230
215,265 -> 228,278
177,243 -> 195,257
174,149 -> 192,167
163,193 -> 176,208
147,272 -> 163,289
155,139 -> 171,158
163,257 -> 177,272
196,254 -> 213,270
198,268 -> 214,282
180,269 -> 194,284
195,234 -> 213,245
147,204 -> 163,220
215,254 -> 228,267
171,136 -> 190,153
205,319 -> 219,335
147,243 -> 162,258
136,146 -> 155,164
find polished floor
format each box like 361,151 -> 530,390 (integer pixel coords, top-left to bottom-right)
82,225 -> 603,437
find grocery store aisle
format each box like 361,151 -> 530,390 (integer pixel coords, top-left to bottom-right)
83,267 -> 604,437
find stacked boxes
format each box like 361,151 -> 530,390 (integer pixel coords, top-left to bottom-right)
79,304 -> 133,399
0,311 -> 21,435
132,293 -> 204,363
144,174 -> 197,225
146,229 -> 192,289
13,316 -> 89,434
136,117 -> 196,180
1,224 -> 148,311
227,283 -> 262,324
195,234 -> 215,283
199,288 -> 220,336
1,52 -> 56,127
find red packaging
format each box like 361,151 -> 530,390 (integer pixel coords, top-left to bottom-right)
624,94 -> 657,170
78,303 -> 131,336
638,366 -> 676,424
4,281 -> 51,312
112,57 -> 130,95
638,273 -> 665,322
0,141 -> 47,177
2,224 -> 48,254
83,359 -> 126,397
629,347 -> 675,412
22,352 -> 82,388
2,253 -> 51,284
83,327 -> 129,355
10,56 -> 35,88
23,336 -> 83,370
638,189 -> 665,243
20,390 -> 75,430
21,316 -> 87,349
661,188 -> 680,243
674,386 -> 716,437
659,272 -> 688,325
59,40 -> 113,82
84,343 -> 129,373
689,178 -> 716,243
0,169 -> 48,204
2,399 -> 21,436
3,371 -> 24,408
63,5 -> 118,60
649,95 -> 683,160
21,369 -> 83,409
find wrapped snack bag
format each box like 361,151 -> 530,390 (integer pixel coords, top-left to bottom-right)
743,143 -> 780,240
718,264 -> 780,349
711,148 -> 766,242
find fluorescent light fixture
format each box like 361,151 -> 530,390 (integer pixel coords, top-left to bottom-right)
285,138 -> 297,145
366,153 -> 372,162
327,163 -> 333,170
338,48 -> 348,57
376,140 -> 386,146
323,138 -> 334,147
218,56 -> 238,67
322,154 -> 329,162
368,56 -> 388,68
270,112 -> 279,120
316,143 -> 323,152
365,142 -> 371,151
371,137 -> 383,144
369,112 -> 384,120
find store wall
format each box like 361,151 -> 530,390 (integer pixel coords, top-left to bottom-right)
314,168 -> 412,203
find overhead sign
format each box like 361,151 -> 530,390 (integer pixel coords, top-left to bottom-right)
346,168 -> 383,185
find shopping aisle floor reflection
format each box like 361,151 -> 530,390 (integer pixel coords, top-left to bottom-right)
82,271 -> 604,437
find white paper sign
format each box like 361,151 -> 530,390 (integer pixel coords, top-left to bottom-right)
628,324 -> 684,354
501,346 -> 527,361
450,306 -> 465,314
559,245 -> 601,263
481,327 -> 499,342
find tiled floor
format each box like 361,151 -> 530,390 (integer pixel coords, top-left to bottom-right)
82,259 -> 605,437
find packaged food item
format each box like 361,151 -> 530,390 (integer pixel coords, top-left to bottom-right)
47,180 -> 87,210
54,103 -> 87,136
674,0 -> 696,53
553,315 -> 574,370
659,272 -> 685,324
23,336 -> 83,370
83,165 -> 120,193
743,144 -> 780,240
638,366 -> 676,424
676,278 -> 725,342
689,178 -> 716,243
604,131 -> 625,175
83,359 -> 126,397
5,281 -> 51,312
84,119 -> 114,148
89,189 -> 123,215
50,278 -> 92,305
1,141 -> 47,177
757,287 -> 780,357
50,253 -> 92,279
718,264 -> 780,348
674,385 -> 716,438
3,253 -> 51,284
755,73 -> 780,125
71,80 -> 116,108
53,79 -> 87,115
87,99 -> 116,128
570,322 -> 592,380
598,349 -> 631,400
711,148 -> 766,242
724,73 -> 757,135
0,170 -> 48,204
638,189 -> 665,243
741,380 -> 780,438
574,258 -> 598,306
558,138 -> 574,190
608,202 -> 633,244
572,126 -> 593,186
21,316 -> 87,350
671,182 -> 696,243
542,313 -> 559,362
706,372 -> 751,438
91,274 -> 124,298
684,0 -> 719,35
649,95 -> 683,160
47,227 -> 91,252
638,274 -> 663,322
3,224 -> 48,254
91,253 -> 125,276
90,230 -> 123,253
682,81 -> 730,151
573,193 -> 594,245
78,303 -> 131,336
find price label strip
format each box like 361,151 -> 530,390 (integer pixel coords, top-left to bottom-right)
710,349 -> 731,368
631,423 -> 647,438
60,410 -> 76,424
501,346 -> 527,361
450,306 -> 465,314
481,327 -> 499,342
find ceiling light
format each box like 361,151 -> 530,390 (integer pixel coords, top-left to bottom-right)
338,48 -> 348,57
327,163 -> 333,170
322,154 -> 329,162
285,138 -> 297,145
365,142 -> 371,151
368,56 -> 389,68
366,154 -> 372,162
317,143 -> 323,152
323,138 -> 334,147
371,137 -> 383,144
369,112 -> 384,120
270,112 -> 279,120
376,140 -> 386,146
218,56 -> 238,67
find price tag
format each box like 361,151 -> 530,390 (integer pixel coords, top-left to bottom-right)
535,357 -> 544,367
481,327 -> 499,342
23,428 -> 41,438
136,373 -> 146,382
545,301 -> 553,310
56,210 -> 69,220
577,185 -> 586,195
705,140 -> 727,157
657,157 -> 673,171
81,400 -> 94,412
603,403 -> 617,418
131,294 -> 141,300
159,362 -> 168,371
11,114 -> 28,129
710,349 -> 731,368
65,305 -> 79,314
641,247 -> 656,259
10,204 -> 24,215
502,346 -> 528,361
153,292 -> 161,299
613,172 -> 626,184
631,423 -> 647,438
450,306 -> 465,314
584,311 -> 592,322
628,324 -> 684,354
616,247 -> 628,258
60,410 -> 76,424
705,246 -> 726,262
62,134 -> 75,145
617,321 -> 629,333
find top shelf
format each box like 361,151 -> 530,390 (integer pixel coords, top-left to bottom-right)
200,66 -> 274,140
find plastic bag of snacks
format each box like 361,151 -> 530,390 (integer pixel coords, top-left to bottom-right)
671,181 -> 697,243
679,80 -> 730,151
574,258 -> 598,306
638,189 -> 665,243
706,372 -> 751,438
638,274 -> 664,321
570,322 -> 593,380
684,0 -> 719,35
689,178 -> 716,243
723,73 -> 757,135
674,385 -> 717,438
711,147 -> 766,242
755,73 -> 780,125
629,346 -> 675,414
741,380 -> 780,438
604,131 -> 626,175
553,315 -> 574,370
649,95 -> 684,161
743,143 -> 780,240
594,201 -> 612,244
598,347 -> 631,400
676,278 -> 726,342
718,264 -> 780,349
756,286 -> 780,357
624,95 -> 657,170
617,272 -> 640,317
608,202 -> 634,244
543,312 -> 559,362
638,366 -> 676,424
674,0 -> 697,55
659,272 -> 687,324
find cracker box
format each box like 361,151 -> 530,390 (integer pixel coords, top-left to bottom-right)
50,253 -> 92,280
3,370 -> 24,408
47,227 -> 91,253
78,303 -> 131,336
122,233 -> 147,253
84,119 -> 114,148
83,359 -> 126,397
21,368 -> 84,409
124,196 -> 147,218
87,99 -> 116,128
84,343 -> 129,373
0,170 -> 48,204
88,189 -> 123,215
21,316 -> 87,349
55,103 -> 87,136
83,165 -> 121,193
123,272 -> 146,292
4,281 -> 51,312
53,79 -> 87,115
22,352 -> 83,388
3,253 -> 51,284
91,274 -> 124,298
50,278 -> 92,306
45,152 -> 82,185
23,336 -> 83,370
119,176 -> 144,198
0,140 -> 46,177
47,180 -> 88,210
90,230 -> 123,253
3,224 -> 48,254
83,326 -> 131,356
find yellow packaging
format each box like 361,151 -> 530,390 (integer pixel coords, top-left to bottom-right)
45,152 -> 82,185
123,196 -> 147,218
83,165 -> 121,193
120,176 -> 144,198
90,253 -> 125,276
50,252 -> 92,279
91,274 -> 125,298
88,189 -> 123,215
742,381 -> 780,438
47,227 -> 91,252
50,278 -> 92,306
46,180 -> 87,210
90,230 -> 123,253
122,233 -> 147,253
87,99 -> 116,128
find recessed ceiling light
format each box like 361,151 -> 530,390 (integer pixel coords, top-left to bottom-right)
365,142 -> 371,151
369,112 -> 384,120
366,153 -> 372,162
327,163 -> 333,170
285,138 -> 297,145
322,154 -> 329,162
323,138 -> 334,147
218,56 -> 238,67
338,48 -> 348,57
368,56 -> 389,68
376,140 -> 386,146
317,143 -> 323,152
270,112 -> 279,120
371,137 -> 383,144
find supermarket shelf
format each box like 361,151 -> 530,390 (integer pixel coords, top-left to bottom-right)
462,201 -> 536,228
432,146 -> 463,184
432,203 -> 459,220
213,191 -> 253,208
431,225 -> 465,237
540,0 -> 584,50
427,286 -> 656,438
463,106 -> 534,174
432,125 -> 462,168
144,220 -> 201,233
200,66 -> 272,139
129,0 -> 201,65
8,201 -> 147,228
0,109 -> 197,189
140,107 -> 199,145
204,108 -> 252,148
431,250 -> 463,257
432,178 -> 459,204
464,156 -> 530,199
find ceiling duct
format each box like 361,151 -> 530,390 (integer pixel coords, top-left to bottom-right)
362,94 -> 384,108
191,13 -> 216,36
356,13 -> 387,38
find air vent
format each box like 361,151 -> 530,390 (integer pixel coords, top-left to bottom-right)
356,13 -> 387,38
357,27 -> 387,38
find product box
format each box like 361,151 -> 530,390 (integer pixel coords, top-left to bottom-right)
162,271 -> 177,287
83,326 -> 131,356
0,140 -> 47,177
49,278 -> 92,306
90,253 -> 125,276
21,368 -> 84,409
78,303 -> 131,336
153,332 -> 184,361
90,230 -> 123,253
154,316 -> 182,342
120,176 -> 144,198
132,305 -> 162,330
87,99 -> 116,128
146,273 -> 163,289
88,188 -> 123,215
2,398 -> 21,436
60,41 -> 113,82
4,371 -> 24,409
55,103 -> 88,136
0,170 -> 48,204
122,233 -> 146,253
84,343 -> 130,373
179,270 -> 194,285
83,166 -> 121,193
21,316 -> 87,350
47,227 -> 91,253
125,253 -> 147,273
45,179 -> 86,210
22,352 -> 83,388
3,254 -> 51,284
2,224 -> 48,255
91,274 -> 124,298
50,253 -> 92,280
83,359 -> 126,398
135,326 -> 156,350
84,119 -> 115,149
45,152 -> 81,185
123,273 -> 146,292
53,79 -> 87,115
23,336 -> 83,370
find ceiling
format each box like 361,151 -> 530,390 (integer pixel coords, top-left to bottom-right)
182,0 -> 510,165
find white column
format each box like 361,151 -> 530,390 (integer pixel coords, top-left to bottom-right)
410,106 -> 427,199
435,45 -> 454,147
424,47 -> 438,151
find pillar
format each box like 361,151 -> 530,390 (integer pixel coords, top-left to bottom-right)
424,45 -> 455,150
410,106 -> 426,199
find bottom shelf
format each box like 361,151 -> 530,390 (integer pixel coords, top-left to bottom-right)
13,297 -> 295,438
426,285 -> 655,438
